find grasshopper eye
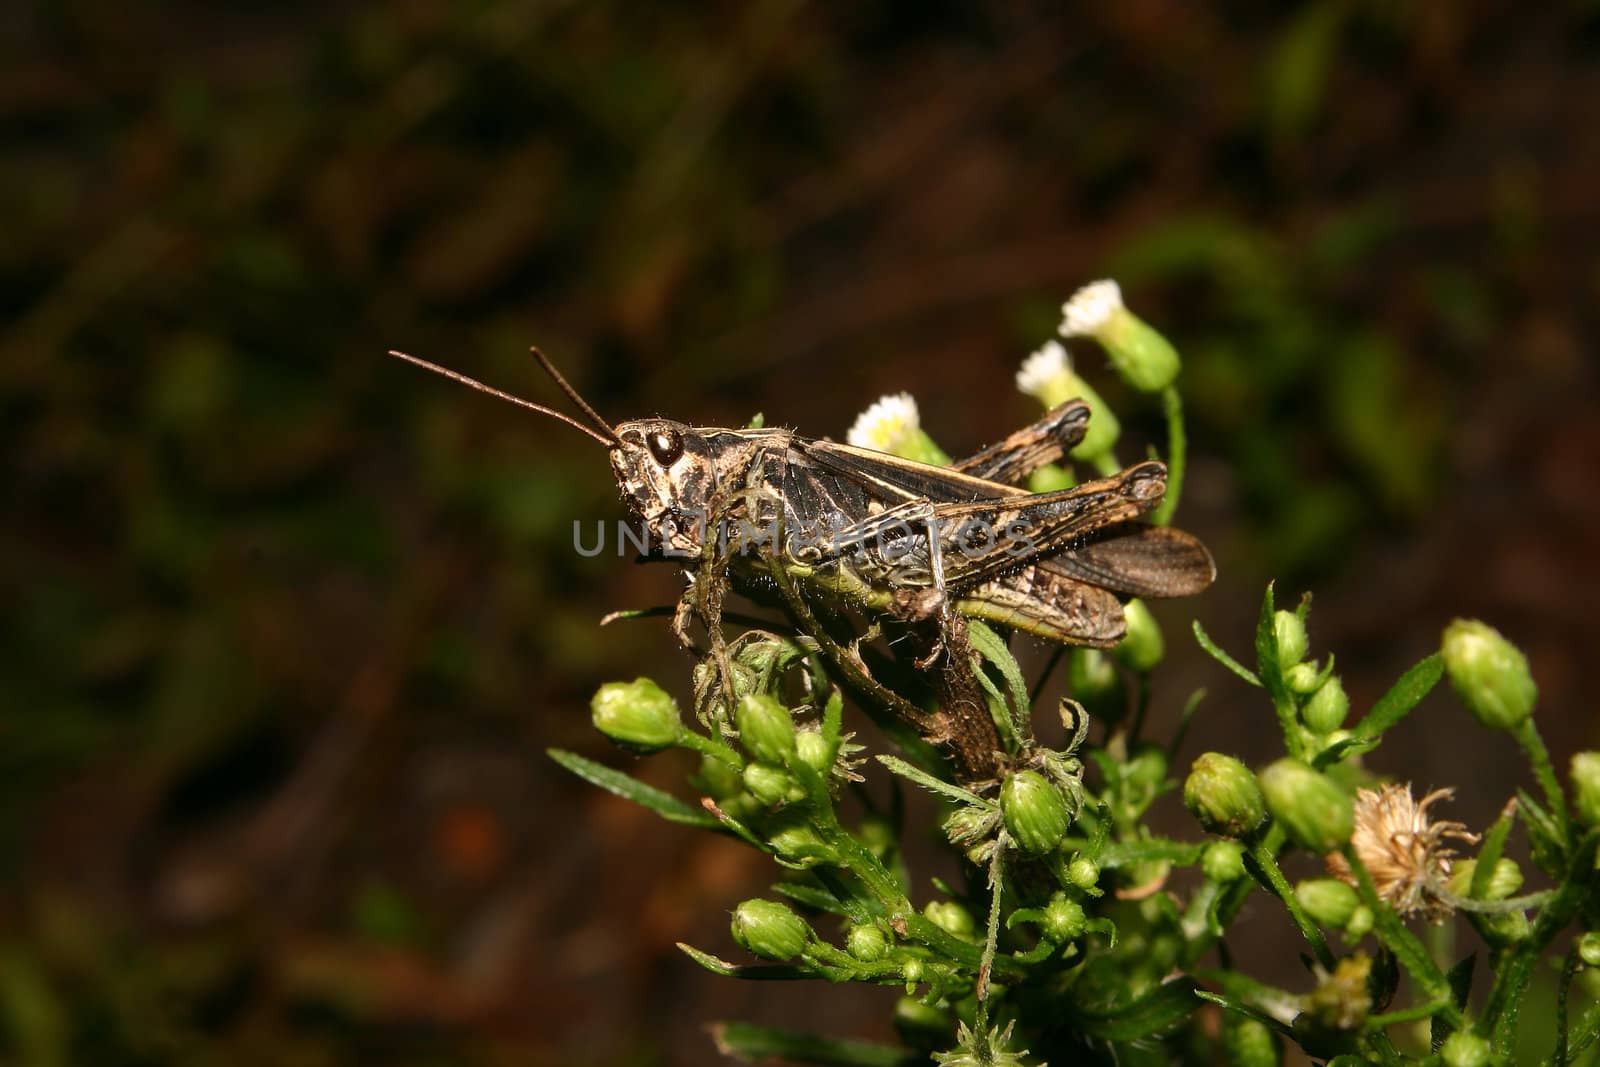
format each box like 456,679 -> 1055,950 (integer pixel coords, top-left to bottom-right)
647,429 -> 684,466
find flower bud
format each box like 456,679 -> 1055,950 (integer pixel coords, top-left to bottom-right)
695,754 -> 744,799
1447,858 -> 1524,902
590,678 -> 680,753
1577,931 -> 1600,968
1285,661 -> 1323,695
1043,893 -> 1087,942
1571,752 -> 1600,827
1296,879 -> 1360,930
846,923 -> 890,962
743,762 -> 799,807
1123,744 -> 1169,794
1202,840 -> 1247,883
1001,770 -> 1072,854
1222,1014 -> 1282,1067
1442,619 -> 1537,730
893,996 -> 951,1049
730,899 -> 809,961
923,900 -> 977,940
1114,599 -> 1164,673
1068,648 -> 1125,724
1015,341 -> 1120,461
1439,1030 -> 1492,1067
1274,610 -> 1309,670
736,693 -> 796,764
1184,753 -> 1267,838
795,728 -> 836,776
1059,280 -> 1180,393
1303,676 -> 1350,734
943,804 -> 999,846
1484,910 -> 1532,946
1261,759 -> 1353,853
1304,955 -> 1371,1031
767,824 -> 835,866
1066,856 -> 1100,891
1343,906 -> 1374,939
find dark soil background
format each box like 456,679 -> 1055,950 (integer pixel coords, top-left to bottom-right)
3,3 -> 1598,1064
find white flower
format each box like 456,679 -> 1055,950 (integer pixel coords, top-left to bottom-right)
1016,340 -> 1070,401
847,392 -> 920,452
1059,279 -> 1125,338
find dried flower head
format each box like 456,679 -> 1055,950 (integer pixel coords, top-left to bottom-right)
1326,783 -> 1478,921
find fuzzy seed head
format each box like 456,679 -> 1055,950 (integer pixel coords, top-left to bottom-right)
1326,784 -> 1477,921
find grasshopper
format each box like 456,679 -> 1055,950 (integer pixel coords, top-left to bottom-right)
389,348 -> 1214,779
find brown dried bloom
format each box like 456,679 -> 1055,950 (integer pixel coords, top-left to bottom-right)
1326,783 -> 1478,921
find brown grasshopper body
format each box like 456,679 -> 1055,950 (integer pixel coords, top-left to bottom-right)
607,409 -> 1212,647
388,348 -> 1214,651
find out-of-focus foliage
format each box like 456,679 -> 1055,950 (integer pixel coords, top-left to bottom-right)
3,2 -> 1597,1064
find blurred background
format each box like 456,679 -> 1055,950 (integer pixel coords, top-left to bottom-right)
4,2 -> 1598,1063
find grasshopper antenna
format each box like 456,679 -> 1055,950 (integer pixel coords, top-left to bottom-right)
528,346 -> 618,445
388,350 -> 621,447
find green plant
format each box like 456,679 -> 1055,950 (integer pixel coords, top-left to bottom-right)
552,284 -> 1600,1066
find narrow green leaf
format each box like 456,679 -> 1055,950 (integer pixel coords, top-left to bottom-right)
773,881 -> 852,918
1068,976 -> 1203,1042
1516,789 -> 1566,879
1350,653 -> 1443,741
548,749 -> 721,829
1098,838 -> 1207,867
1192,621 -> 1262,687
1472,805 -> 1517,901
969,619 -> 1031,741
1194,990 -> 1296,1037
711,1021 -> 916,1066
1254,583 -> 1296,724
676,943 -> 814,981
875,755 -> 987,809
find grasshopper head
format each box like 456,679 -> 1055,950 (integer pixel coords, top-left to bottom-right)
611,418 -> 719,555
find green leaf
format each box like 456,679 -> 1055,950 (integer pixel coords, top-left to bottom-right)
1068,976 -> 1203,1042
1193,990 -> 1296,1037
1098,838 -> 1207,868
875,755 -> 987,809
1472,805 -> 1517,900
1192,621 -> 1262,687
773,881 -> 852,918
548,748 -> 721,829
710,1022 -> 916,1066
1516,788 -> 1566,879
968,618 -> 1030,745
676,943 -> 815,981
1253,582 -> 1295,720
1350,653 -> 1443,742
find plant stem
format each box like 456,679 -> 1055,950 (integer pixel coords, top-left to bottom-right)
1246,840 -> 1335,970
1153,385 -> 1186,526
